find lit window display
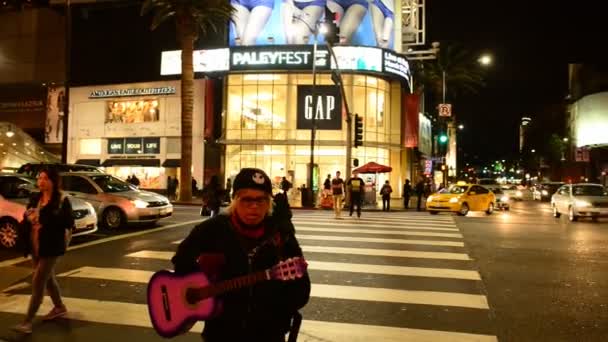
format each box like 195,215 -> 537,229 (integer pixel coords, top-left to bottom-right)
224,73 -> 401,191
106,99 -> 160,124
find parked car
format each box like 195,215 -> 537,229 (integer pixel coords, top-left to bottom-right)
426,183 -> 496,216
0,173 -> 98,249
18,163 -> 103,178
501,185 -> 524,201
551,183 -> 608,222
493,188 -> 510,210
532,182 -> 565,201
60,172 -> 173,229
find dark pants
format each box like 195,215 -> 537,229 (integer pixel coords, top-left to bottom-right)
382,196 -> 390,211
417,194 -> 423,211
26,257 -> 63,322
349,192 -> 362,217
404,195 -> 410,209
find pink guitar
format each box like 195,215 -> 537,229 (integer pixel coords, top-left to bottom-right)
147,257 -> 308,338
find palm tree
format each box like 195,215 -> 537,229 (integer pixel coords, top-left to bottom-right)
412,43 -> 486,100
141,0 -> 233,201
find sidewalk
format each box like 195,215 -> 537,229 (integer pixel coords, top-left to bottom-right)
172,196 -> 428,211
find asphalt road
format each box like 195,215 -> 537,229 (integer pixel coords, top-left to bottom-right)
0,201 -> 607,341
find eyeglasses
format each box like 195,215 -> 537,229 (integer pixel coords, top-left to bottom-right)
238,196 -> 270,207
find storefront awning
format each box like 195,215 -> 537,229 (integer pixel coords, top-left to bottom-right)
162,159 -> 180,167
102,159 -> 160,167
75,159 -> 101,166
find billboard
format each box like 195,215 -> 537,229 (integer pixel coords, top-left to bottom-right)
573,92 -> 608,147
229,0 -> 396,49
105,99 -> 160,124
45,86 -> 65,144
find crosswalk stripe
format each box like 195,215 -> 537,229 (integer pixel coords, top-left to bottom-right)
296,235 -> 465,247
293,220 -> 459,230
55,267 -> 486,309
127,246 -> 472,262
172,236 -> 464,247
0,294 -> 496,341
122,253 -> 478,280
312,284 -> 489,309
300,319 -> 498,342
295,227 -> 463,238
308,261 -> 480,280
295,215 -> 455,224
0,293 -> 203,331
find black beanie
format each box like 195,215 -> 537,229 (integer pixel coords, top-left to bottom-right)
232,168 -> 273,198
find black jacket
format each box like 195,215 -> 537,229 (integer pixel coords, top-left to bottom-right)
172,214 -> 310,341
19,192 -> 75,258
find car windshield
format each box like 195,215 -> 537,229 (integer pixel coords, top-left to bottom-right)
493,188 -> 504,194
572,186 -> 608,197
440,185 -> 469,194
90,175 -> 132,193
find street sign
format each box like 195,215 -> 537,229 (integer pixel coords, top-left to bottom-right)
438,103 -> 452,117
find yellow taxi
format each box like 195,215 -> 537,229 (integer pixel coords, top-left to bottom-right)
426,182 -> 496,216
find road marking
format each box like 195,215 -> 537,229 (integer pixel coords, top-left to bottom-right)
127,247 -> 472,261
295,215 -> 455,224
55,267 -> 487,308
295,235 -> 465,247
122,254 -> 478,280
172,236 -> 464,247
292,220 -> 459,231
0,293 -> 203,331
301,245 -> 471,260
0,294 -> 496,341
295,227 -> 463,238
0,219 -> 204,269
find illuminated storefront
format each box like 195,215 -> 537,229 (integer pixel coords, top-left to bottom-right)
67,80 -> 207,191
223,72 -> 403,192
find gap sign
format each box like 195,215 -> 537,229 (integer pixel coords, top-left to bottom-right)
296,86 -> 342,130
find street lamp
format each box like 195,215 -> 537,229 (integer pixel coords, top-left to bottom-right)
478,54 -> 493,66
458,124 -> 464,130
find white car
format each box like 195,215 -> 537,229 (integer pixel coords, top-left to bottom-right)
0,174 -> 98,249
551,183 -> 608,222
0,195 -> 97,250
60,172 -> 173,229
502,185 -> 524,201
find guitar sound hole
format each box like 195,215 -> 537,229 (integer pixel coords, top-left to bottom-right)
185,288 -> 200,305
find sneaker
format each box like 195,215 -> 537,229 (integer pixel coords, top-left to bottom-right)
41,306 -> 67,321
12,322 -> 32,334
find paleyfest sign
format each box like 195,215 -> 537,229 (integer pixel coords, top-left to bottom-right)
160,45 -> 410,83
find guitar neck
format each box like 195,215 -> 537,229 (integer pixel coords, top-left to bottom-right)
196,269 -> 270,299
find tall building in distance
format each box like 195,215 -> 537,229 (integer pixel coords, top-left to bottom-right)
519,117 -> 532,153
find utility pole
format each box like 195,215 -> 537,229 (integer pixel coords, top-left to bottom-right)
61,0 -> 72,163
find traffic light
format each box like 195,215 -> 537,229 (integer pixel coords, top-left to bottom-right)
354,114 -> 363,148
323,7 -> 340,44
439,133 -> 448,144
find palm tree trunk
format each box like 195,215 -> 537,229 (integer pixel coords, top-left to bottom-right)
178,26 -> 194,202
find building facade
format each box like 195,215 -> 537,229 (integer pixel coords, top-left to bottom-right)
67,80 -> 206,190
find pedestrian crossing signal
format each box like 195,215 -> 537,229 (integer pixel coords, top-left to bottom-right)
354,114 -> 363,148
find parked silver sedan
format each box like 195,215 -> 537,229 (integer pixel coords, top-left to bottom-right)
60,172 -> 173,229
551,183 -> 608,222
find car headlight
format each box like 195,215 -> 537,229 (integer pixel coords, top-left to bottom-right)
516,191 -> 523,197
501,195 -> 510,202
574,200 -> 591,208
131,199 -> 149,209
427,196 -> 434,202
449,197 -> 460,203
541,190 -> 549,195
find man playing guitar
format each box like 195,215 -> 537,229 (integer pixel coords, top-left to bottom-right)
171,168 -> 311,341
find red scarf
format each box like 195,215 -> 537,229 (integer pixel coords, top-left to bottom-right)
230,215 -> 265,239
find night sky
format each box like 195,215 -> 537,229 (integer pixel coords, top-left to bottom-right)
70,1 -> 605,165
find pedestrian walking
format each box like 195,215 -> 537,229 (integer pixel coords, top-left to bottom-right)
201,175 -> 224,217
331,171 -> 345,218
173,177 -> 179,199
126,175 -> 133,184
225,178 -> 232,203
191,178 -> 198,197
403,179 -> 412,209
167,176 -> 175,200
415,178 -> 425,211
280,176 -> 292,194
13,167 -> 75,334
347,172 -> 365,218
323,174 -> 331,192
380,180 -> 393,211
172,167 -> 310,341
